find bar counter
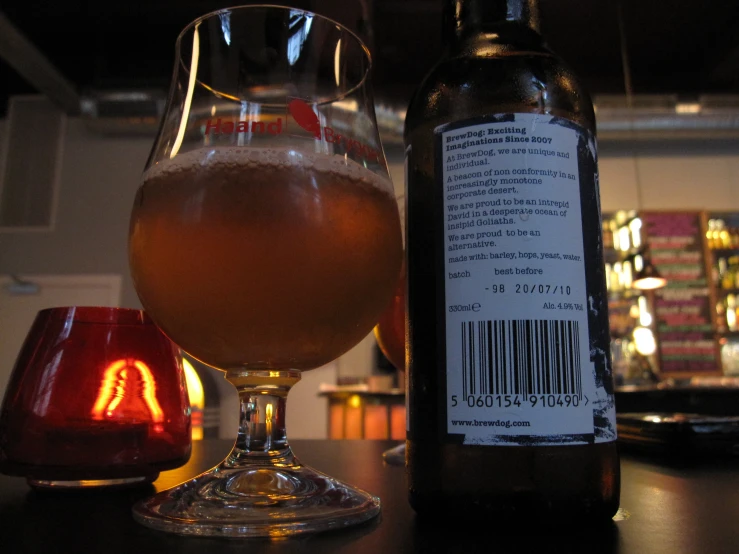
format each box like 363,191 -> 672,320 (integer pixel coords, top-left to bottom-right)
1,439 -> 738,553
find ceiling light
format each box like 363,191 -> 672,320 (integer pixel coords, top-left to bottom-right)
632,260 -> 667,290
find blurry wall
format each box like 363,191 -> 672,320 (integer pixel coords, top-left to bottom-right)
597,140 -> 739,212
0,116 -> 145,309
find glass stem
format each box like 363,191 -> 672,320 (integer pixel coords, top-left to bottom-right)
223,369 -> 301,467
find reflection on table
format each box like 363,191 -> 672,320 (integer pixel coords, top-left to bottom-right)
3,439 -> 739,553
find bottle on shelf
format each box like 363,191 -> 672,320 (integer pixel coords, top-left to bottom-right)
732,226 -> 739,249
720,221 -> 731,249
717,299 -> 727,333
706,219 -> 716,250
602,220 -> 614,250
404,0 -> 619,522
715,257 -> 728,289
721,340 -> 739,375
706,218 -> 739,251
726,257 -> 739,290
726,294 -> 738,332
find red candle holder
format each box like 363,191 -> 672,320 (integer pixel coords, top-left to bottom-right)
0,307 -> 191,489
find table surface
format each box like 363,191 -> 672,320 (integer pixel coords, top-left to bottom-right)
2,439 -> 738,554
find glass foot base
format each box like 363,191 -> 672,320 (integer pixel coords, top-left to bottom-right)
29,475 -> 157,489
382,443 -> 406,466
132,459 -> 380,537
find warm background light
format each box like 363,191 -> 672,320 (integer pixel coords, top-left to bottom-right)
182,358 -> 204,440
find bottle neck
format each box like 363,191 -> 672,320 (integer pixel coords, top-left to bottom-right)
443,0 -> 541,51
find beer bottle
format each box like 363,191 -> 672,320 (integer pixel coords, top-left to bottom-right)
405,0 -> 620,521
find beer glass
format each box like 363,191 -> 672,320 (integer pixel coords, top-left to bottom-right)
129,6 -> 402,537
374,195 -> 406,376
373,196 -> 407,465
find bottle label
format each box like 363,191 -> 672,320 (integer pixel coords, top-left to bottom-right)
437,113 -> 616,446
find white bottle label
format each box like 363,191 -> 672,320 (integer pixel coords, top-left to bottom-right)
439,113 -> 616,446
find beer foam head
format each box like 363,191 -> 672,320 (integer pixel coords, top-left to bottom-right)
144,147 -> 394,195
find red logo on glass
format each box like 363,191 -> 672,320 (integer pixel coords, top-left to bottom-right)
204,98 -> 380,163
288,98 -> 321,138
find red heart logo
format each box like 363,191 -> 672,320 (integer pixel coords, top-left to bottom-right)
288,99 -> 321,138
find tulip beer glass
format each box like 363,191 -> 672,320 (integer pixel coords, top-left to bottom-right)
128,5 -> 402,537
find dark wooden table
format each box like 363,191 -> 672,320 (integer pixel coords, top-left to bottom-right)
1,439 -> 738,553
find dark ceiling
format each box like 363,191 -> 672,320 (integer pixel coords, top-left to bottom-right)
2,0 -> 739,117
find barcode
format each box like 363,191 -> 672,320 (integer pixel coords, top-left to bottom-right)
460,320 -> 582,400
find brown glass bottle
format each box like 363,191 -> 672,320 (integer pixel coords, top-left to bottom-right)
405,0 -> 620,522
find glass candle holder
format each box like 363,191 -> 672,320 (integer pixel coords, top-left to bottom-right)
0,307 -> 191,489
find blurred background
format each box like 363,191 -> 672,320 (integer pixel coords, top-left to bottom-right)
2,0 -> 739,440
